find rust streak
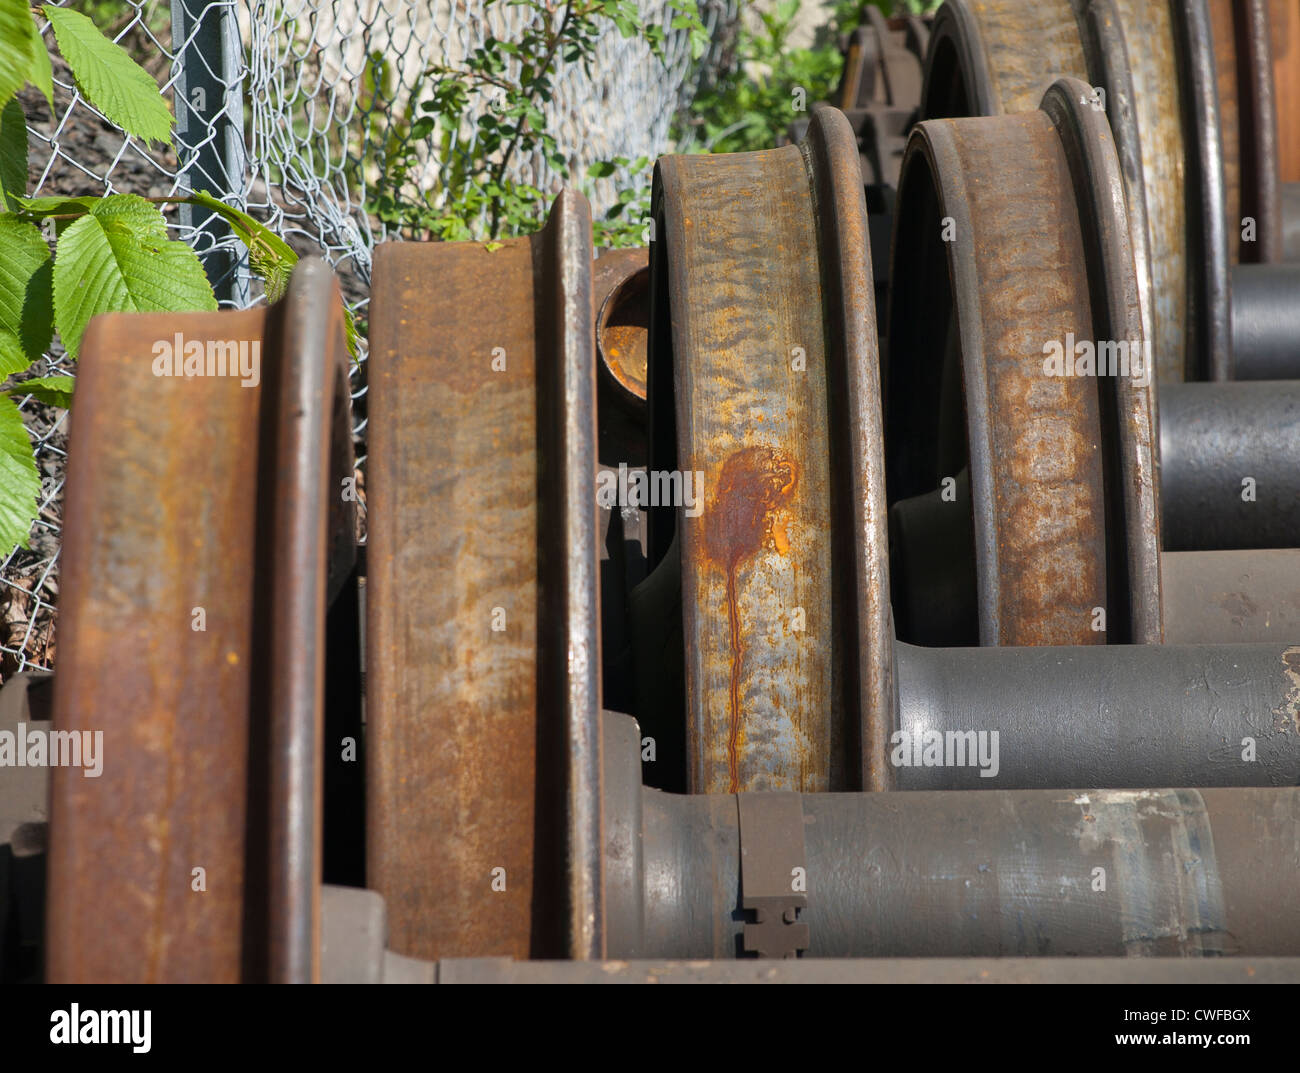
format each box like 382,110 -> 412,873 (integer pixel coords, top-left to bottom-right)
705,446 -> 798,792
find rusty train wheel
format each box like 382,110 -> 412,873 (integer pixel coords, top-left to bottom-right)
646,103 -> 893,794
1209,0 -> 1282,264
923,0 -> 1234,381
47,259 -> 354,983
887,77 -> 1162,648
366,191 -> 603,962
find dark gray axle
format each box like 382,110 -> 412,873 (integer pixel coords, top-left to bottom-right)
602,713 -> 1300,960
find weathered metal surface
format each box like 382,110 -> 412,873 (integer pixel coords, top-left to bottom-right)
1273,0 -> 1300,184
1039,78 -> 1162,643
1211,0 -> 1242,260
1230,263 -> 1300,377
264,259 -> 352,984
46,259 -> 353,984
594,247 -> 649,406
892,501 -> 1300,646
1163,549 -> 1300,642
543,196 -> 605,963
1174,0 -> 1231,380
1243,0 -> 1282,263
1211,0 -> 1281,264
631,784 -> 1300,958
652,104 -> 891,794
1107,0 -> 1191,381
367,191 -> 602,962
921,1 -> 994,118
889,81 -> 1162,646
1159,379 -> 1300,549
963,0 -> 1086,114
926,0 -> 1192,381
894,639 -> 1300,788
48,308 -> 264,983
1073,3 -> 1159,391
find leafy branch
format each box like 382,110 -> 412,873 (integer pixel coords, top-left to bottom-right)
367,0 -> 708,244
0,0 -> 323,557
675,0 -> 846,155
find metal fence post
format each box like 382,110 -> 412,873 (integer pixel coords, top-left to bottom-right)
170,0 -> 249,306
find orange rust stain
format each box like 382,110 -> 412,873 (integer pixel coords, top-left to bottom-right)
704,445 -> 798,792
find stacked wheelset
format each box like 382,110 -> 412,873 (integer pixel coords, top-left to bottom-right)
7,2 -> 1300,982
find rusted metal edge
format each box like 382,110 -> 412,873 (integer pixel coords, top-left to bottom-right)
1170,0 -> 1231,380
932,0 -> 1193,382
265,259 -> 354,983
1093,0 -> 1190,383
1209,0 -> 1244,265
894,109 -> 1109,646
366,192 -> 601,962
1039,78 -> 1163,643
1239,0 -> 1282,263
1076,1 -> 1161,395
535,192 -> 604,961
650,106 -> 881,794
944,0 -> 1088,116
886,114 -> 988,634
920,1 -> 996,119
803,103 -> 893,792
48,258 -> 351,982
1210,0 -> 1282,265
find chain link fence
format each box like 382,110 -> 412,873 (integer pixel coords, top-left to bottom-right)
3,0 -> 739,678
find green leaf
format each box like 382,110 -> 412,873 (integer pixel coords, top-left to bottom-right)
0,214 -> 51,365
587,161 -> 616,179
42,6 -> 172,148
342,307 -> 360,365
0,327 -> 26,380
185,190 -> 297,302
0,396 -> 40,554
4,374 -> 73,409
184,191 -> 361,362
0,0 -> 39,105
13,194 -> 98,217
52,193 -> 215,360
0,96 -> 27,208
28,21 -> 52,108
